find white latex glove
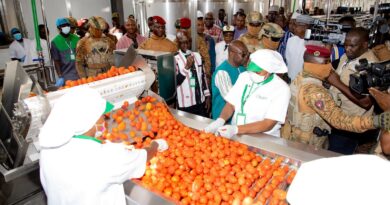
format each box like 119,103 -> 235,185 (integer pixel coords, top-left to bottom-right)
153,139 -> 169,152
204,118 -> 226,133
217,125 -> 238,139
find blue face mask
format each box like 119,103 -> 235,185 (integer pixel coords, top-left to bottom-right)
13,33 -> 22,41
61,26 -> 71,35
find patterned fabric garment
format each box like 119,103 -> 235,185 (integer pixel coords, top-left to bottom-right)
277,30 -> 293,63
116,34 -> 147,50
239,33 -> 261,53
197,35 -> 211,80
139,34 -> 177,53
76,35 -> 116,78
204,25 -> 223,43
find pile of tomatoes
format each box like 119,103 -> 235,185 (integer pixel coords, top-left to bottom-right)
60,66 -> 137,89
102,96 -> 297,205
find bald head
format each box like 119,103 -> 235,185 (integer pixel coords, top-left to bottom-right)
205,12 -> 214,28
344,27 -> 369,60
177,31 -> 190,52
228,40 -> 249,67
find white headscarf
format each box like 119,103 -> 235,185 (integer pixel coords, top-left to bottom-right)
39,86 -> 109,148
287,154 -> 390,205
249,49 -> 288,73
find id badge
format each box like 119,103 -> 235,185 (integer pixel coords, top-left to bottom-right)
236,113 -> 246,125
190,77 -> 196,88
70,54 -> 75,60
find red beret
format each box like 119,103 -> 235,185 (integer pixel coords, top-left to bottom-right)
153,16 -> 166,25
305,45 -> 331,58
180,18 -> 191,29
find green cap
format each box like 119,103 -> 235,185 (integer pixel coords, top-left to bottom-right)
104,101 -> 114,114
247,61 -> 264,72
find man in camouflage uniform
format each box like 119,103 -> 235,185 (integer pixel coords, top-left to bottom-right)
282,44 -> 390,149
76,16 -> 116,78
239,11 -> 264,53
139,16 -> 177,53
258,23 -> 284,50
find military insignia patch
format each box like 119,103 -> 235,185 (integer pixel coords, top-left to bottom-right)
314,51 -> 320,57
315,100 -> 324,110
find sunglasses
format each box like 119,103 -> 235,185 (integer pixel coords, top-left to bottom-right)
249,23 -> 262,27
271,37 -> 281,42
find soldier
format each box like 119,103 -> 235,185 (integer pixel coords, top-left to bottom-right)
139,16 -> 177,53
258,23 -> 284,50
282,44 -> 390,149
76,16 -> 116,78
239,11 -> 264,53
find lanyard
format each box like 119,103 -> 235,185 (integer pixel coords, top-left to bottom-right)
240,74 -> 274,113
64,39 -> 74,54
73,135 -> 102,144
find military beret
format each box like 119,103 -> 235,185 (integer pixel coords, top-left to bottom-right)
305,45 -> 331,58
153,16 -> 166,25
180,18 -> 191,29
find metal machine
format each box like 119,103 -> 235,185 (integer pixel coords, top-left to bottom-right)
1,50 -> 339,204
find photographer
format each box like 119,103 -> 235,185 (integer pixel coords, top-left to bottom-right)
326,28 -> 379,154
369,88 -> 390,156
174,31 -> 211,117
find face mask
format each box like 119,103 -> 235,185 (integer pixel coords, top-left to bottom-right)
303,62 -> 332,80
13,33 -> 22,41
249,72 -> 265,83
95,123 -> 106,138
262,37 -> 280,50
247,25 -> 261,36
61,26 -> 71,35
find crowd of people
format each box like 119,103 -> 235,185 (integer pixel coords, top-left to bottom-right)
7,7 -> 390,156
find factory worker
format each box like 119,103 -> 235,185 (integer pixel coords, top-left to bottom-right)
39,87 -> 168,205
215,25 -> 234,67
9,27 -> 36,65
287,155 -> 390,205
205,49 -> 290,138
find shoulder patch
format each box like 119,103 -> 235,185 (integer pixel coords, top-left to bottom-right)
315,100 -> 324,110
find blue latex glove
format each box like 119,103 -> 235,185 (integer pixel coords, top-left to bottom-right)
55,77 -> 65,87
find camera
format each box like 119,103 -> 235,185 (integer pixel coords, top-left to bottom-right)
304,19 -> 351,45
349,59 -> 390,95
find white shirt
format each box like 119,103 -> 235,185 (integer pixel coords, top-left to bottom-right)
225,71 -> 291,137
9,38 -> 36,65
286,36 -> 306,81
31,38 -> 51,65
215,41 -> 229,67
40,138 -> 147,205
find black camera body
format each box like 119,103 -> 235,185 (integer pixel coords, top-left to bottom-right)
349,59 -> 390,95
304,19 -> 351,45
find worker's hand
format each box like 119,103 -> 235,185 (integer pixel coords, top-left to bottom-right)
217,125 -> 238,139
153,139 -> 169,152
204,118 -> 225,134
185,56 -> 194,70
326,70 -> 341,86
374,112 -> 390,131
55,77 -> 65,87
369,88 -> 390,111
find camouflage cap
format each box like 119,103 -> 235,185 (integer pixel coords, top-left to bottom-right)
259,23 -> 285,38
88,16 -> 108,31
67,16 -> 77,28
248,11 -> 263,24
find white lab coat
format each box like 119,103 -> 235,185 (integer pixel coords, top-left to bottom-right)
40,138 -> 147,205
215,41 -> 229,67
225,71 -> 291,137
9,38 -> 36,65
286,36 -> 306,81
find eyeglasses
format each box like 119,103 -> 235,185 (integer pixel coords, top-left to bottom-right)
271,37 -> 281,42
230,49 -> 249,58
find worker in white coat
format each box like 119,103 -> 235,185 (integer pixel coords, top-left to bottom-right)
204,49 -> 290,138
9,27 -> 36,65
39,87 -> 168,205
287,155 -> 390,205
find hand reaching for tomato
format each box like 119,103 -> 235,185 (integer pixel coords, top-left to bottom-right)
153,139 -> 169,152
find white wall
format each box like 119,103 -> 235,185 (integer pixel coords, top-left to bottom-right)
19,0 -> 112,41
